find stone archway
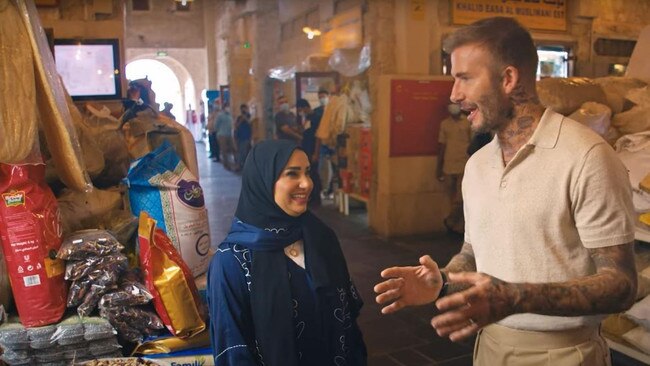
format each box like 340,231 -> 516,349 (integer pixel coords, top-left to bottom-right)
125,53 -> 199,127
125,58 -> 184,123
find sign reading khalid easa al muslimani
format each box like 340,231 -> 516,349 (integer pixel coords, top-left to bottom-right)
452,0 -> 567,32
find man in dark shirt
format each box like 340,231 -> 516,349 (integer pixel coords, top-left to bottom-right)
234,104 -> 252,170
274,95 -> 302,142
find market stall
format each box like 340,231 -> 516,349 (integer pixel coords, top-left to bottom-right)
0,1 -> 213,364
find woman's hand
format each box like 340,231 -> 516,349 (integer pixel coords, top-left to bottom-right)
432,272 -> 514,342
374,255 -> 444,314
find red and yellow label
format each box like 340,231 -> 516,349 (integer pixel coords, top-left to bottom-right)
2,190 -> 25,207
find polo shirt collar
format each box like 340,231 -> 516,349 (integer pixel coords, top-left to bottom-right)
488,108 -> 561,168
526,108 -> 562,149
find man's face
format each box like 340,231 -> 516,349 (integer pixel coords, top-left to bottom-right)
449,44 -> 512,133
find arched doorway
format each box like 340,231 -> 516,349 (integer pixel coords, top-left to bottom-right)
125,59 -> 184,124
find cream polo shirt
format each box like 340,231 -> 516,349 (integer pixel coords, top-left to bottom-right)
439,116 -> 471,175
463,109 -> 635,331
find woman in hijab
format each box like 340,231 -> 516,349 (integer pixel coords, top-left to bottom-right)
207,140 -> 367,366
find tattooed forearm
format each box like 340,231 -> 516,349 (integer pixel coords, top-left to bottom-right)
443,242 -> 477,294
510,243 -> 637,316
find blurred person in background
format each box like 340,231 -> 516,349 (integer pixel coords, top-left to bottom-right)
436,103 -> 471,234
235,103 -> 253,170
207,102 -> 221,162
275,95 -> 302,143
296,98 -> 322,206
216,104 -> 235,170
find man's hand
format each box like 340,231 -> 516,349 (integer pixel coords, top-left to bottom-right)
432,272 -> 513,342
374,255 -> 444,314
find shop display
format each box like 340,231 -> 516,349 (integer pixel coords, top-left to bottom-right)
0,163 -> 67,328
126,141 -> 210,277
138,212 -> 206,338
0,2 -> 215,362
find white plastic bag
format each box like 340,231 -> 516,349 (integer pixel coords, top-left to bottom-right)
568,102 -> 611,137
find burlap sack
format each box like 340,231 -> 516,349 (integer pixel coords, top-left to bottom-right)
537,77 -> 608,115
83,110 -> 130,188
0,0 -> 38,164
58,188 -> 122,236
626,86 -> 650,108
612,105 -> 650,135
593,77 -> 647,114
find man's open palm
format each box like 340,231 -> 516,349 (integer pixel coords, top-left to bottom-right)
374,255 -> 444,314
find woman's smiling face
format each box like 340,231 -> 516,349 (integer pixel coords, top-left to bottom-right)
274,150 -> 313,217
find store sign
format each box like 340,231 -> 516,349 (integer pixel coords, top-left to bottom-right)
451,0 -> 566,32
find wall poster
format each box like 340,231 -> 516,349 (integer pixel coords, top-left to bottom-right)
390,79 -> 453,157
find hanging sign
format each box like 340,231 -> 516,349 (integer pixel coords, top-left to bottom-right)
451,0 -> 566,32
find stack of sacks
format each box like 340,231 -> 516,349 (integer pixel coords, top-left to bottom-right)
0,315 -> 121,365
537,76 -> 649,144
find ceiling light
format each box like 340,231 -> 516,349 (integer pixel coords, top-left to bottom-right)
302,27 -> 321,40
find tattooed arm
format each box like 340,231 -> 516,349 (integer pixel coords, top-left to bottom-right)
441,242 -> 477,294
510,243 -> 637,316
431,242 -> 637,341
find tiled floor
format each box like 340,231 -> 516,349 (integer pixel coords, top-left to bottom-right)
198,143 -> 644,366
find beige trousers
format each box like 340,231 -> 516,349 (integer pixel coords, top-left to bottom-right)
474,324 -> 611,366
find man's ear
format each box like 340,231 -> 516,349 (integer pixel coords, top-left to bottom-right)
501,65 -> 519,95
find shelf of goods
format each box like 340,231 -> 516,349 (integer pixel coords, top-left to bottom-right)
336,125 -> 371,216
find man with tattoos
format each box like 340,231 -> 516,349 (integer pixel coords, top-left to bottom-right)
374,17 -> 637,366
